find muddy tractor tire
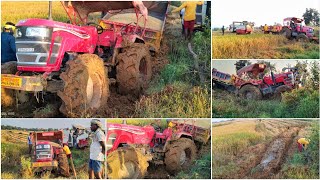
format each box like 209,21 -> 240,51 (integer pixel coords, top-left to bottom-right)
239,84 -> 262,100
297,34 -> 309,42
1,61 -> 18,107
58,152 -> 70,177
164,138 -> 197,174
273,85 -> 292,101
281,27 -> 292,39
58,54 -> 109,117
116,43 -> 152,96
107,147 -> 149,179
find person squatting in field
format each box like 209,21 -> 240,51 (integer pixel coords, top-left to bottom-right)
171,1 -> 204,41
297,138 -> 310,152
89,119 -> 106,179
1,22 -> 17,64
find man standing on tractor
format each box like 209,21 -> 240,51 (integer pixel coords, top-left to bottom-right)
89,119 -> 106,179
1,22 -> 17,64
297,138 -> 310,152
171,1 -> 204,41
27,132 -> 33,155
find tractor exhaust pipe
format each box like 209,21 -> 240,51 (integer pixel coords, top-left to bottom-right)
48,1 -> 53,20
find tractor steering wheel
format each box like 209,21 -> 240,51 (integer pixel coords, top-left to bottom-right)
120,22 -> 133,35
87,22 -> 104,34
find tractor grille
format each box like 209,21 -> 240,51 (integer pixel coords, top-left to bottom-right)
16,41 -> 60,66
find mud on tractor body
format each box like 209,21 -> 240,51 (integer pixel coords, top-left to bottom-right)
212,63 -> 301,100
106,120 -> 211,179
32,131 -> 70,177
1,1 -> 169,117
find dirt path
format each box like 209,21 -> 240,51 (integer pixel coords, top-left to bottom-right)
233,127 -> 301,179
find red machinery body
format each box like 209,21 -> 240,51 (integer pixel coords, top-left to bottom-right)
32,131 -> 64,169
107,123 -> 156,154
283,17 -> 314,39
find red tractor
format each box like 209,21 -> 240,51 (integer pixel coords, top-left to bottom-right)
106,120 -> 211,179
1,1 -> 169,117
212,63 -> 300,100
281,17 -> 317,42
32,131 -> 70,177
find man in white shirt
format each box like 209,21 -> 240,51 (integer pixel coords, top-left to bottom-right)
89,119 -> 105,179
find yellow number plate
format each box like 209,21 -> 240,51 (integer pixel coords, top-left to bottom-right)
32,161 -> 57,168
1,76 -> 22,88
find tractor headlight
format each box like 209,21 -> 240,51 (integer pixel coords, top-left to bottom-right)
26,27 -> 50,38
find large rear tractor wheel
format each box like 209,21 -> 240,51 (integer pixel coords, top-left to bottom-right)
239,84 -> 262,100
164,138 -> 197,174
107,147 -> 149,179
58,152 -> 70,177
1,61 -> 17,107
273,85 -> 292,101
297,34 -> 309,42
116,43 -> 152,96
281,27 -> 292,39
58,54 -> 109,117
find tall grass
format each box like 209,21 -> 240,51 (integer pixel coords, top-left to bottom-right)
280,122 -> 319,179
175,153 -> 211,179
212,88 -> 319,118
135,83 -> 210,118
212,32 -> 319,59
1,1 -> 69,26
212,121 -> 265,178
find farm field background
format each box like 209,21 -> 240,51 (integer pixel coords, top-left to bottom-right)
212,31 -> 319,59
1,1 -> 211,118
212,119 -> 319,179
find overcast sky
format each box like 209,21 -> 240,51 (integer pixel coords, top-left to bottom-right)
212,60 -> 315,75
1,118 -> 105,129
212,0 -> 320,28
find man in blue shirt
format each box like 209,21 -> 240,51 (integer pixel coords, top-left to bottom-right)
1,22 -> 17,64
28,133 -> 33,155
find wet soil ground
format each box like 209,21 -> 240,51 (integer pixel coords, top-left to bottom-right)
1,13 -> 182,118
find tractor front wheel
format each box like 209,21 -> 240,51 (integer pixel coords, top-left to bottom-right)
239,84 -> 262,100
107,147 -> 149,179
273,85 -> 292,101
116,43 -> 152,96
58,54 -> 109,117
164,138 -> 197,174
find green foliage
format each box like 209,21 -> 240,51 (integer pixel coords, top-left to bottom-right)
175,153 -> 211,179
135,83 -> 210,118
303,8 -> 320,26
213,88 -> 319,118
20,156 -> 33,179
170,1 -> 182,7
280,122 -> 319,179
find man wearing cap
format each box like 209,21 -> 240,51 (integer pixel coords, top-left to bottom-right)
1,22 -> 17,64
89,119 -> 105,179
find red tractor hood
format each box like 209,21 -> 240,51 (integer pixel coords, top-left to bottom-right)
237,63 -> 266,76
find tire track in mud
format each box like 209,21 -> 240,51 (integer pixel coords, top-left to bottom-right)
234,127 -> 301,179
